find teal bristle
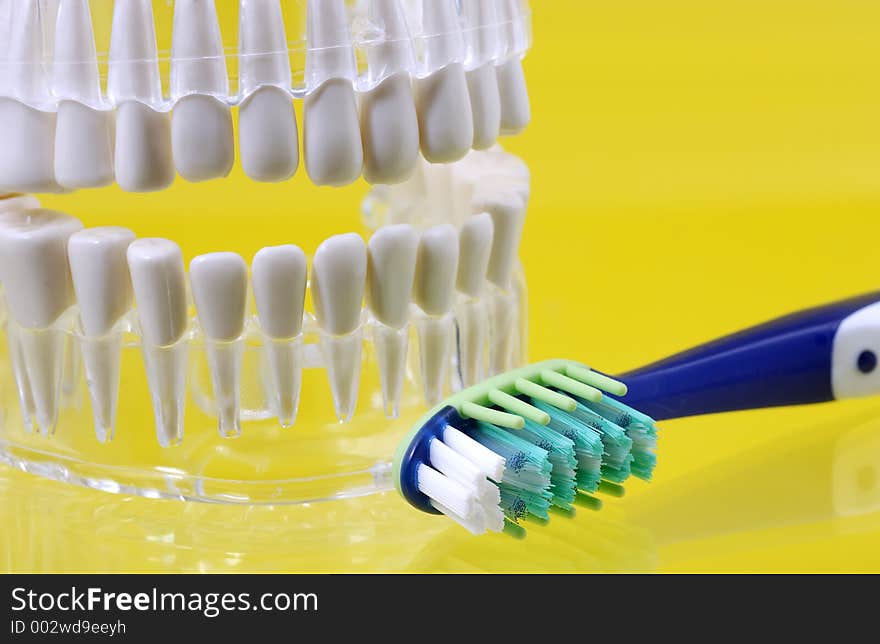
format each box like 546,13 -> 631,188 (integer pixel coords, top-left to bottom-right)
520,418 -> 578,510
579,396 -> 658,481
530,399 -> 604,493
470,421 -> 553,522
569,403 -> 634,484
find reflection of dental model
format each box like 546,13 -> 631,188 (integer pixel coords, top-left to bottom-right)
359,0 -> 420,185
413,225 -> 460,405
0,1 -> 60,193
238,0 -> 300,183
462,0 -> 502,150
170,0 -> 235,183
68,227 -> 136,442
480,191 -> 527,375
367,224 -> 419,417
53,0 -> 115,189
0,210 -> 83,434
127,239 -> 189,447
455,213 -> 494,387
109,0 -> 175,192
312,233 -> 368,422
190,253 -> 249,437
412,0 -> 474,163
304,0 -> 364,186
252,245 -> 308,427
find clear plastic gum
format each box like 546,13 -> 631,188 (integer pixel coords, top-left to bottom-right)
0,0 -> 532,110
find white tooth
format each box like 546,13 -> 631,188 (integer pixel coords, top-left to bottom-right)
190,252 -> 248,438
109,0 -> 174,192
462,0 -> 501,149
238,0 -> 299,182
52,0 -> 114,190
68,227 -> 135,442
497,0 -> 530,134
0,1 -> 60,193
312,233 -> 367,421
127,238 -> 189,447
413,0 -> 473,163
360,0 -> 419,185
171,0 -> 234,183
252,244 -> 307,427
367,224 -> 418,417
456,212 -> 493,386
0,194 -> 40,214
303,0 -> 363,186
413,224 -> 459,405
0,210 -> 83,435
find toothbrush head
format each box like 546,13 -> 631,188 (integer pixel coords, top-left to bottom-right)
393,359 -> 658,536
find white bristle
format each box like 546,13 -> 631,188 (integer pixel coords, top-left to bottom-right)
477,479 -> 501,508
417,463 -> 475,519
429,437 -> 484,488
442,425 -> 506,482
480,501 -> 506,533
430,500 -> 487,536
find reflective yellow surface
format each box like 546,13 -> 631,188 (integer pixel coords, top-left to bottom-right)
3,1 -> 880,572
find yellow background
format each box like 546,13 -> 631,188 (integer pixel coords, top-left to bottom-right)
3,0 -> 880,571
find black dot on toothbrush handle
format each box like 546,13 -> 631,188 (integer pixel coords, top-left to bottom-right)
857,350 -> 877,374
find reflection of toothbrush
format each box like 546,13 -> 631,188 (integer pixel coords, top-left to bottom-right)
394,360 -> 654,535
615,293 -> 880,420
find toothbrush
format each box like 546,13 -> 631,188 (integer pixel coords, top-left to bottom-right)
461,0 -> 502,150
412,0 -> 474,163
311,233 -> 368,422
238,0 -> 300,183
455,212 -> 494,387
303,0 -> 364,186
394,360 -> 653,535
359,0 -> 420,185
170,0 -> 235,183
108,0 -> 175,193
127,238 -> 189,447
52,0 -> 115,189
478,190 -> 527,375
412,224 -> 460,406
612,292 -> 880,421
252,244 -> 308,427
0,209 -> 83,435
67,226 -> 136,442
367,224 -> 420,417
0,1 -> 60,193
190,252 -> 249,438
496,0 -> 530,134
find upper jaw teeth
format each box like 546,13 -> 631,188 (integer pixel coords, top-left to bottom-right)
0,0 -> 531,193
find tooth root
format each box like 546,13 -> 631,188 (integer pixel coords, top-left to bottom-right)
367,224 -> 419,417
0,210 -> 83,434
171,0 -> 234,183
6,326 -> 36,432
190,252 -> 248,438
127,239 -> 189,447
413,224 -> 459,404
304,0 -> 363,186
0,2 -> 60,193
238,0 -> 299,183
252,245 -> 308,427
68,226 -> 136,441
312,234 -> 367,422
455,213 -> 493,385
52,0 -> 114,189
414,0 -> 473,163
360,1 -> 419,185
109,0 -> 174,192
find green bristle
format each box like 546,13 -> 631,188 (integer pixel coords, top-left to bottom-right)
530,399 -> 604,493
520,418 -> 578,510
470,421 -> 554,521
568,403 -> 634,484
579,396 -> 658,481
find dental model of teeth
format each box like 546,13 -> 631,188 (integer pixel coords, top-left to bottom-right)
0,0 -> 532,194
0,150 -> 529,448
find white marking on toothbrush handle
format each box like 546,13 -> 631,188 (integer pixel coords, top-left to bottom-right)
832,301 -> 880,400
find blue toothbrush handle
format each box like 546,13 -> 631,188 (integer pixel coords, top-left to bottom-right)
616,292 -> 880,421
